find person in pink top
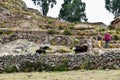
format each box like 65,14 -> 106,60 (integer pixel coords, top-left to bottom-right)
104,31 -> 112,48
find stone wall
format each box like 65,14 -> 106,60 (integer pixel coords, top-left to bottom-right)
0,30 -> 73,45
0,51 -> 120,73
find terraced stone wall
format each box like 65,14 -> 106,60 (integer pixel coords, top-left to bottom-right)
0,51 -> 120,73
0,30 -> 73,46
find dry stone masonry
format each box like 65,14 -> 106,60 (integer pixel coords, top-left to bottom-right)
0,30 -> 73,46
0,51 -> 120,73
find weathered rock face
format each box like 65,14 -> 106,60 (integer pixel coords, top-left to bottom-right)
0,51 -> 120,73
0,39 -> 39,55
50,35 -> 73,46
0,0 -> 27,11
0,0 -> 70,30
0,0 -> 39,29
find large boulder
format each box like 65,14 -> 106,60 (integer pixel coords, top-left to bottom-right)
0,39 -> 39,56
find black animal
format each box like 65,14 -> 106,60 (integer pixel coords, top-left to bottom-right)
36,50 -> 42,54
43,46 -> 49,50
74,45 -> 88,53
82,45 -> 88,52
36,46 -> 49,54
36,49 -> 46,54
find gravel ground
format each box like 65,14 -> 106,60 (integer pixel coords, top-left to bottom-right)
0,70 -> 120,80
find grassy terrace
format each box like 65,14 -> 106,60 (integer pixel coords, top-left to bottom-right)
0,70 -> 120,80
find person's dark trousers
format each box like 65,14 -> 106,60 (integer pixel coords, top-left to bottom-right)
105,41 -> 109,48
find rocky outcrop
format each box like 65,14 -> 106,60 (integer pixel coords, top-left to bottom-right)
0,39 -> 39,56
0,0 -> 70,30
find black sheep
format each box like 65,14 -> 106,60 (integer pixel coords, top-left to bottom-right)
36,46 -> 49,54
43,46 -> 49,50
82,45 -> 88,52
74,45 -> 88,53
36,49 -> 46,54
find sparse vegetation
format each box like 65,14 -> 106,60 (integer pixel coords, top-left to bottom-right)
58,24 -> 67,30
113,34 -> 120,40
5,65 -> 17,73
47,29 -> 59,34
0,70 -> 120,80
0,0 -> 120,78
0,30 -> 14,35
48,19 -> 55,24
63,28 -> 72,35
58,48 -> 71,53
94,50 -> 99,55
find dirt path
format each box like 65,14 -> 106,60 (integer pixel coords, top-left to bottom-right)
0,70 -> 120,80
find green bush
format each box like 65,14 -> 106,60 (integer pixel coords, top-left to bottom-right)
77,31 -> 84,36
58,48 -> 71,53
47,29 -> 59,34
116,30 -> 120,34
50,40 -> 56,45
98,28 -> 106,32
1,20 -> 5,28
5,65 -> 17,73
94,50 -> 99,55
63,28 -> 72,35
48,19 -> 54,24
0,30 -> 14,35
70,44 -> 74,49
0,30 -> 3,35
113,34 -> 120,40
80,58 -> 91,70
58,25 -> 64,30
58,58 -> 68,71
108,25 -> 114,30
69,26 -> 75,30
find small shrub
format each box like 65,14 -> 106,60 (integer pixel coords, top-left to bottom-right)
70,44 -> 74,49
48,19 -> 54,24
109,44 -> 116,48
71,23 -> 76,26
80,58 -> 91,69
108,25 -> 114,30
54,63 -> 68,71
50,41 -> 56,45
55,58 -> 69,71
116,30 -> 120,34
1,20 -> 5,28
0,30 -> 3,35
94,50 -> 99,55
77,31 -> 84,36
113,34 -> 120,40
73,39 -> 79,45
63,28 -> 72,35
58,48 -> 71,53
61,42 -> 67,45
109,31 -> 113,34
24,67 -> 32,72
5,65 -> 17,73
47,29 -> 59,34
69,26 -> 74,30
58,25 -> 64,30
98,28 -> 106,32
46,47 -> 52,50
80,64 -> 86,69
45,24 -> 52,29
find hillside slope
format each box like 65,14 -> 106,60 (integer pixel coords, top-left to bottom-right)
0,0 -> 70,30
